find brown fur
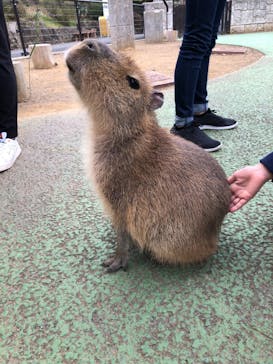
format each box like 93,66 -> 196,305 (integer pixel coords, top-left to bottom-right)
66,40 -> 231,272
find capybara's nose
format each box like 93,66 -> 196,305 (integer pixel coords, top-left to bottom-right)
85,40 -> 95,50
82,39 -> 115,59
83,39 -> 98,52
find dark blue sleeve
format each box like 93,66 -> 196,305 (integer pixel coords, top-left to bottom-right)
260,152 -> 273,175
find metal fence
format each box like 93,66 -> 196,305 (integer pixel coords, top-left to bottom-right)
3,0 -> 144,56
173,0 -> 232,37
133,3 -> 144,35
219,0 -> 232,34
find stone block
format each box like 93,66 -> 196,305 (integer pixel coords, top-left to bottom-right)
7,21 -> 17,33
230,25 -> 245,33
241,10 -> 254,24
12,61 -> 28,102
247,0 -> 255,10
111,26 -> 135,50
231,10 -> 242,25
144,10 -> 164,43
144,1 -> 173,30
257,23 -> 265,31
163,29 -> 178,42
234,1 -> 248,10
264,22 -> 273,31
29,44 -> 55,69
254,9 -> 266,22
266,12 -> 273,22
259,1 -> 267,10
244,24 -> 258,32
108,0 -> 135,50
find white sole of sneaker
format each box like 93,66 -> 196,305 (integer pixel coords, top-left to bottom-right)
204,143 -> 222,153
0,145 -> 21,172
199,121 -> 238,131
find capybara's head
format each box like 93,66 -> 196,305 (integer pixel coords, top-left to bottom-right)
66,40 -> 163,123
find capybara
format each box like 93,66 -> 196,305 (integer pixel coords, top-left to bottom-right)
66,40 -> 230,272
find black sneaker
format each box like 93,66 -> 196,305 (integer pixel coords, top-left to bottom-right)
194,108 -> 238,130
170,124 -> 222,152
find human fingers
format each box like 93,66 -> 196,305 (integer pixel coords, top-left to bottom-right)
229,196 -> 247,212
229,180 -> 242,196
227,174 -> 236,184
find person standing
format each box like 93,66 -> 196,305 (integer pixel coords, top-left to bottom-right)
0,0 -> 21,172
171,0 -> 237,152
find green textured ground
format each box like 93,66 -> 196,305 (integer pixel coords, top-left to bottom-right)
1,32 -> 273,363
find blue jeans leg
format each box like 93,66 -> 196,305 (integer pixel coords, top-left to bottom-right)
175,0 -> 226,126
194,0 -> 227,111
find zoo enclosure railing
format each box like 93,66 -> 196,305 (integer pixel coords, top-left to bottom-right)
3,0 -> 145,56
4,0 -> 231,57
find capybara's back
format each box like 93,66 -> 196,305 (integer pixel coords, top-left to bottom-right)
66,40 -> 231,272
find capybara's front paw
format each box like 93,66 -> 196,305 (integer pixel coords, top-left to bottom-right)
102,254 -> 129,273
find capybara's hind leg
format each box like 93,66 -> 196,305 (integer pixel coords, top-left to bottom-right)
102,229 -> 131,273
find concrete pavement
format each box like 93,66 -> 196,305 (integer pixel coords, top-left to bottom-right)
1,32 -> 273,363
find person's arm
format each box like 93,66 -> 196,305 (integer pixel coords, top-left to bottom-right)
228,152 -> 273,213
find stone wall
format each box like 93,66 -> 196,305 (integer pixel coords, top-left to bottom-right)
231,0 -> 273,33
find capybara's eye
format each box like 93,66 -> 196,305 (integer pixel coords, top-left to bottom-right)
87,42 -> 94,50
126,76 -> 140,90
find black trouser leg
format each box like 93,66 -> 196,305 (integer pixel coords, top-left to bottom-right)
0,0 -> 18,138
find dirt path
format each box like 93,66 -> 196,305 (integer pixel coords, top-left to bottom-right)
17,40 -> 263,120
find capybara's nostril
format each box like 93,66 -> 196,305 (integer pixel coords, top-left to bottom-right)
86,41 -> 94,50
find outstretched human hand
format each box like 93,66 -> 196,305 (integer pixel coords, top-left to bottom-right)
228,163 -> 273,212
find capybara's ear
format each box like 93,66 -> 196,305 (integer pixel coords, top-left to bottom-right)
150,91 -> 164,110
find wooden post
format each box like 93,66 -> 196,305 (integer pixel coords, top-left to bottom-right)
29,44 -> 56,69
12,61 -> 28,102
